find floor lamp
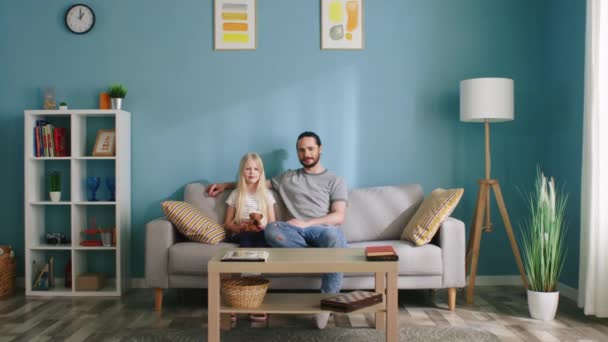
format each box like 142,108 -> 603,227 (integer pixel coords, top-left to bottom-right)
460,78 -> 529,304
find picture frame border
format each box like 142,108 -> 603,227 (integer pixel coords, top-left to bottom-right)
214,0 -> 257,51
92,129 -> 116,157
321,0 -> 365,50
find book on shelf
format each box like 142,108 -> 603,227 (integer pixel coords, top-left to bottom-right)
365,245 -> 399,261
33,121 -> 68,157
320,291 -> 383,312
221,250 -> 269,262
32,256 -> 56,290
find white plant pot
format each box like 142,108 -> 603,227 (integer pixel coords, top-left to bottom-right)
111,98 -> 123,110
527,290 -> 559,321
59,105 -> 68,110
49,191 -> 61,202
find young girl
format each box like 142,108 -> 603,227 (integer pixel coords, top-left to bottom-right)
224,152 -> 276,248
224,153 -> 275,323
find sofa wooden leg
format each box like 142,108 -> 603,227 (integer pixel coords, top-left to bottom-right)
448,288 -> 456,311
155,288 -> 163,312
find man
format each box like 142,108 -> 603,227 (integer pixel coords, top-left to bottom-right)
207,131 -> 348,329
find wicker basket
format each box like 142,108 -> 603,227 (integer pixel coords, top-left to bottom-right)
221,277 -> 269,308
0,246 -> 16,298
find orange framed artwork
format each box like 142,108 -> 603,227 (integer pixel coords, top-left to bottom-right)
214,0 -> 257,50
321,0 -> 364,50
92,129 -> 116,156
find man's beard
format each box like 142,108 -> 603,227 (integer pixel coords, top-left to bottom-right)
299,156 -> 319,169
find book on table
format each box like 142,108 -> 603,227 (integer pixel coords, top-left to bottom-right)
320,291 -> 383,312
365,245 -> 399,261
221,250 -> 269,262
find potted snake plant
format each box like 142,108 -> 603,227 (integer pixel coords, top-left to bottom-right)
49,171 -> 61,202
520,169 -> 568,321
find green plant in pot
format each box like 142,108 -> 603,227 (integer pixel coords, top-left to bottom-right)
107,84 -> 128,110
59,102 -> 68,110
49,171 -> 61,202
520,168 -> 568,321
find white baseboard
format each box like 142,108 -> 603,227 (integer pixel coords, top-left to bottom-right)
17,276 -> 579,301
557,282 -> 578,301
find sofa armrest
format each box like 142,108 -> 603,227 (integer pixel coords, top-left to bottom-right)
145,217 -> 178,289
437,216 -> 466,288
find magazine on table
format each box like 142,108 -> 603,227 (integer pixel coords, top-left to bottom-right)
221,250 -> 269,262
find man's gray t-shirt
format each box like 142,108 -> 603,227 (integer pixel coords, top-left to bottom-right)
271,169 -> 347,222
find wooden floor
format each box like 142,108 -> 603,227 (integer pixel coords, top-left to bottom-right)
1,286 -> 608,341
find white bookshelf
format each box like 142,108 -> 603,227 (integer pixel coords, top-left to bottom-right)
24,109 -> 131,296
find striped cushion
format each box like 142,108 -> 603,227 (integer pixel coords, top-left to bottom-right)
161,201 -> 226,245
401,188 -> 464,246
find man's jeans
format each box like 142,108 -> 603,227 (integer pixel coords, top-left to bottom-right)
264,222 -> 348,294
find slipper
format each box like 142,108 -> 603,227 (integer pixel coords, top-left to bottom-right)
230,313 -> 237,322
249,313 -> 267,322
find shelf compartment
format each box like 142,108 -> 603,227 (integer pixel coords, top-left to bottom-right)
72,205 -> 116,247
26,159 -> 71,203
27,250 -> 72,294
25,114 -> 71,159
73,250 -> 117,293
72,159 -> 115,203
71,115 -> 115,158
27,205 -> 71,248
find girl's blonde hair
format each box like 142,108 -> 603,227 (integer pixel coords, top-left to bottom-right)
233,152 -> 269,224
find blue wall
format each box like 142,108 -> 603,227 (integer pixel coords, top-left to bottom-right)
542,0 -> 586,288
1,0 -> 560,281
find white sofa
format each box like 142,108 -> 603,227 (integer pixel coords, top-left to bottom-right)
146,183 -> 466,311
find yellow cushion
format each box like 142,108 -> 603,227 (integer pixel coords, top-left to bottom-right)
161,201 -> 226,245
401,188 -> 464,246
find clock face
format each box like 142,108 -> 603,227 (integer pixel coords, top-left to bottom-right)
65,4 -> 95,34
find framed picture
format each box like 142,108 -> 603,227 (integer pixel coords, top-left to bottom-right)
92,129 -> 115,156
321,0 -> 364,50
214,0 -> 257,50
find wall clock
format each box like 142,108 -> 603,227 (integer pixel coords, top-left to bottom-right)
65,4 -> 95,34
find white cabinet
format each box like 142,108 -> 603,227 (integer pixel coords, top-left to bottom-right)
24,110 -> 131,296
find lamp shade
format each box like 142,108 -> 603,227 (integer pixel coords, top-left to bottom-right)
460,78 -> 514,122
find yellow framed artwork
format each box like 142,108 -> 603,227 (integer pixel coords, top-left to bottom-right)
321,0 -> 364,50
92,129 -> 116,156
214,0 -> 257,50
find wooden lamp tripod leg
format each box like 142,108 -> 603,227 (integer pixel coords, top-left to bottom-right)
466,182 -> 489,304
491,182 -> 529,289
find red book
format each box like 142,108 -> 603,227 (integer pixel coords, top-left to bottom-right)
365,246 -> 396,257
54,128 -> 67,156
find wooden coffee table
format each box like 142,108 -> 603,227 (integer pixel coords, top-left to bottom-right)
207,248 -> 399,342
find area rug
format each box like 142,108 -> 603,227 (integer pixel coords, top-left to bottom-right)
122,325 -> 499,342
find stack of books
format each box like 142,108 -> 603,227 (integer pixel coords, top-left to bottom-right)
320,291 -> 383,312
365,246 -> 399,261
34,120 -> 68,157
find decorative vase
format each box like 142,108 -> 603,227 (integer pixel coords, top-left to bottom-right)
111,98 -> 123,110
49,191 -> 61,202
527,290 -> 559,321
99,92 -> 111,109
86,177 -> 101,201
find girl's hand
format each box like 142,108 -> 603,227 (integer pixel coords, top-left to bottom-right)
238,222 -> 248,232
256,224 -> 265,231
